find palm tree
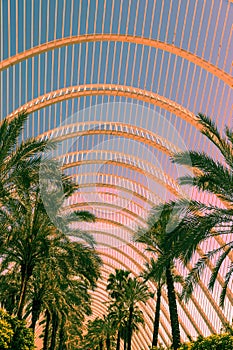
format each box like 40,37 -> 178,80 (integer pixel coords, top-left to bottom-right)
0,112 -> 101,326
0,155 -> 100,320
0,112 -> 102,350
124,277 -> 151,350
85,317 -> 109,350
107,269 -> 130,300
0,112 -> 48,201
108,303 -> 128,350
107,269 -> 151,350
0,113 -> 55,319
135,202 -> 182,350
171,113 -> 233,306
26,236 -> 98,332
0,267 -> 21,315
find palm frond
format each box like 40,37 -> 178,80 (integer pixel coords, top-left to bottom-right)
0,112 -> 28,161
73,210 -> 96,222
181,254 -> 211,301
197,113 -> 233,168
220,263 -> 233,307
225,126 -> 233,149
208,244 -> 233,291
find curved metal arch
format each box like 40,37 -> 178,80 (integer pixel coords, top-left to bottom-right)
72,174 -> 162,205
67,202 -> 147,224
94,218 -> 135,234
67,190 -> 148,215
7,84 -> 199,129
1,34 -> 232,87
74,204 -> 144,230
60,150 -> 184,197
71,183 -> 157,207
39,121 -> 180,156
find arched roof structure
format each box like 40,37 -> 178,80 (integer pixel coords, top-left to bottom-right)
0,1 -> 232,349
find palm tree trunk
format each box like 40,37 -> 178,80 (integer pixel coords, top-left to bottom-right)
152,283 -> 162,347
106,332 -> 111,350
99,338 -> 103,350
116,330 -> 121,350
58,315 -> 66,350
123,336 -> 127,350
30,298 -> 42,332
127,304 -> 133,350
43,309 -> 51,350
17,267 -> 30,319
166,265 -> 180,350
49,311 -> 59,350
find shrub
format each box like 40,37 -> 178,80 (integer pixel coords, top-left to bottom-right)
0,309 -> 34,350
178,333 -> 233,350
0,316 -> 13,349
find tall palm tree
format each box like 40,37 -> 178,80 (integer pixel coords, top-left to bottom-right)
0,156 -> 100,320
171,113 -> 233,306
0,112 -> 53,318
135,202 -> 182,350
0,112 -> 101,325
26,231 -> 100,334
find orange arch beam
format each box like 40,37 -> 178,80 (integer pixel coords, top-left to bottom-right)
1,34 -> 232,87
60,150 -> 183,197
8,84 -> 199,129
38,121 -> 180,156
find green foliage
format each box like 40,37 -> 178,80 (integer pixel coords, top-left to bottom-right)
178,333 -> 233,350
171,113 -> 233,306
0,317 -> 13,349
0,309 -> 34,350
135,203 -> 182,350
0,112 -> 102,348
106,269 -> 151,350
